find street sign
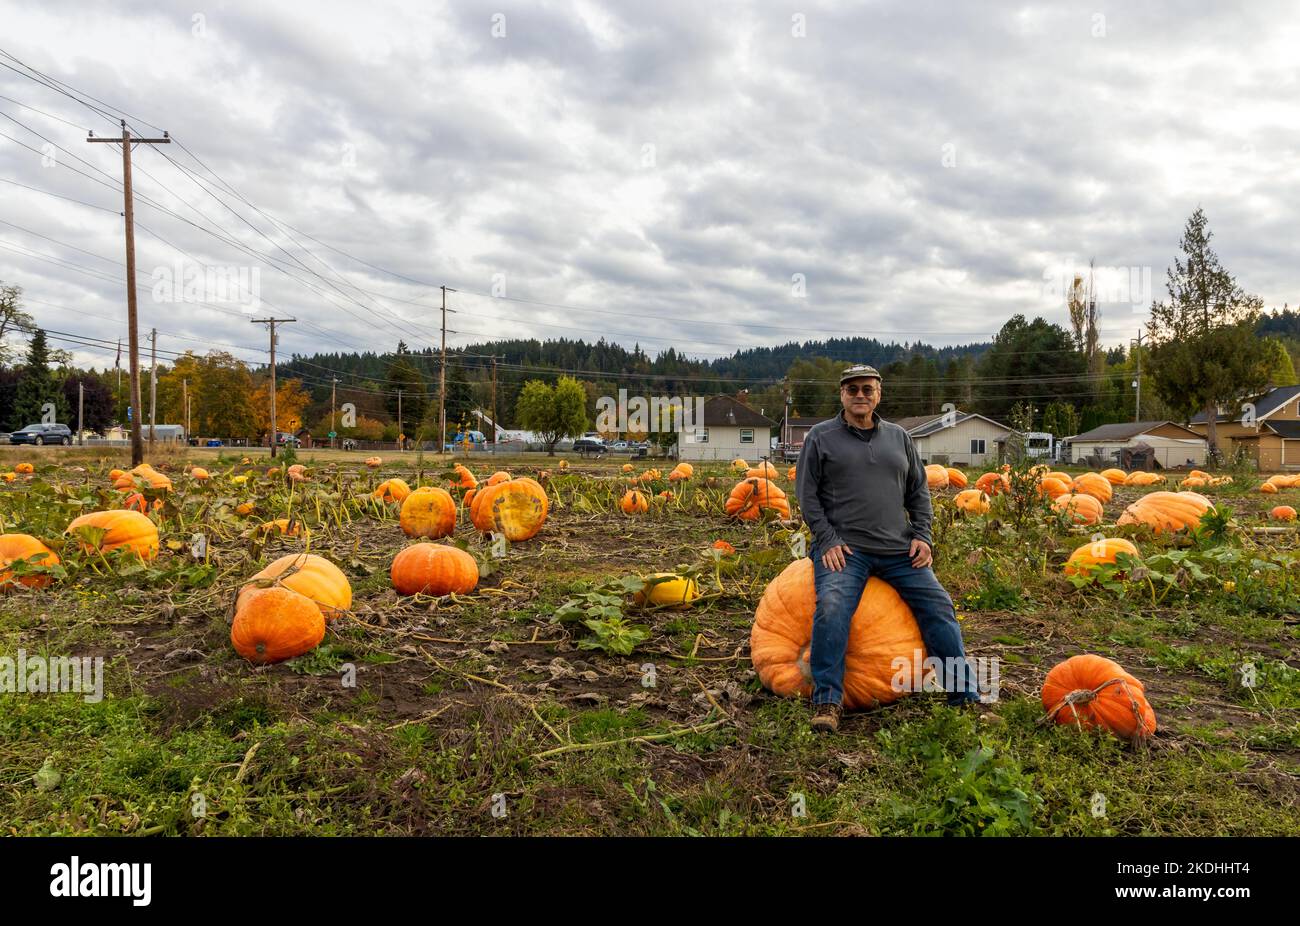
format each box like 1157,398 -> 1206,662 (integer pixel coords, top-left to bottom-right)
328,431 -> 337,439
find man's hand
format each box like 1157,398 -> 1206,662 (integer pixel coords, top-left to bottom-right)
821,544 -> 853,571
909,538 -> 932,568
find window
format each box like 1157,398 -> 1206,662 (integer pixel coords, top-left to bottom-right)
694,428 -> 709,444
740,428 -> 754,444
970,438 -> 986,454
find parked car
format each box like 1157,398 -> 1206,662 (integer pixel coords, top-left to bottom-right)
572,438 -> 606,457
276,432 -> 300,447
611,441 -> 630,451
9,423 -> 73,445
779,443 -> 802,463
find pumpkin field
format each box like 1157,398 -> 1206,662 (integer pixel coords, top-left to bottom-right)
1,447 -> 1298,836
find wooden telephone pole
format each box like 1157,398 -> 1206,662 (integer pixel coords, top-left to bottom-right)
148,327 -> 157,450
439,286 -> 457,455
88,120 -> 169,467
330,376 -> 338,449
251,318 -> 295,458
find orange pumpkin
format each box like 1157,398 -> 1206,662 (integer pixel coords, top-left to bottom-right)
400,487 -> 457,538
1260,482 -> 1279,494
750,559 -> 927,710
235,502 -> 256,516
230,586 -> 325,664
954,489 -> 990,515
1071,472 -> 1113,504
365,457 -> 383,468
114,463 -> 172,491
638,468 -> 663,484
14,462 -> 34,475
263,518 -> 305,537
620,490 -> 649,514
924,464 -> 949,491
1063,537 -> 1140,578
945,468 -> 968,489
373,478 -> 412,504
1052,493 -> 1104,526
669,462 -> 694,481
1116,491 -> 1214,534
786,465 -> 797,482
65,510 -> 159,560
0,534 -> 60,589
1100,468 -> 1127,486
1047,471 -> 1073,485
1188,469 -> 1210,480
1270,505 -> 1297,522
238,553 -> 352,618
391,543 -> 479,596
730,458 -> 749,472
974,472 -> 1010,496
287,464 -> 307,482
747,462 -> 779,481
469,477 -> 548,541
725,478 -> 791,520
1180,476 -> 1208,488
120,491 -> 162,513
1266,474 -> 1297,488
1125,471 -> 1164,486
711,539 -> 736,555
1041,654 -> 1156,741
108,468 -> 126,481
1036,476 -> 1070,500
622,463 -> 634,473
451,464 -> 477,489
190,467 -> 211,481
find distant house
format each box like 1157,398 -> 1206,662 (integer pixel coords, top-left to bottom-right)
891,410 -> 1014,468
784,415 -> 832,447
677,395 -> 777,462
1066,421 -> 1206,468
1187,385 -> 1300,470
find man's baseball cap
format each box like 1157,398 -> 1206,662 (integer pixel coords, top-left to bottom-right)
839,364 -> 882,386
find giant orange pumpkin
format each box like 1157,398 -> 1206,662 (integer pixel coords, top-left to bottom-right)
1124,471 -> 1164,486
238,553 -> 352,619
1100,468 -> 1127,486
190,467 -> 211,481
1270,505 -> 1297,522
750,559 -> 928,710
1041,654 -> 1156,741
954,489 -> 990,515
391,543 -> 479,596
925,464 -> 949,491
113,463 -> 172,491
1036,476 -> 1070,501
1047,471 -> 1073,485
747,462 -> 779,481
974,472 -> 1010,496
620,490 -> 649,515
65,510 -> 159,560
0,534 -> 60,589
400,486 -> 457,538
1260,482 -> 1279,494
945,468 -> 968,490
373,478 -> 412,504
469,477 -> 548,541
1052,493 -> 1104,526
1071,472 -> 1113,504
15,462 -> 35,475
1266,474 -> 1297,489
725,478 -> 791,520
230,586 -> 325,664
1116,491 -> 1214,534
1063,538 -> 1140,578
451,464 -> 477,489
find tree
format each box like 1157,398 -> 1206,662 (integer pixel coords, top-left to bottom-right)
975,315 -> 1084,421
1041,401 -> 1080,440
252,377 -> 312,439
516,376 -> 589,454
385,344 -> 427,438
1146,208 -> 1273,456
196,352 -> 256,439
61,372 -> 114,434
11,328 -> 69,429
1261,337 -> 1298,387
0,282 -> 34,369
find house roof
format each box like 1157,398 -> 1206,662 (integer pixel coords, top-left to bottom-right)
1264,420 -> 1300,439
1071,420 -> 1203,442
891,410 -> 1014,438
788,416 -> 831,427
702,395 -> 776,428
1190,384 -> 1300,424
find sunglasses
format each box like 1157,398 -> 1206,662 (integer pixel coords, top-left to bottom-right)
842,383 -> 879,396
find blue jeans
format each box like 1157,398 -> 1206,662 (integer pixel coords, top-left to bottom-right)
810,544 -> 979,706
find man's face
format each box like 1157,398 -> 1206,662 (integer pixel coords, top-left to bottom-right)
840,377 -> 881,418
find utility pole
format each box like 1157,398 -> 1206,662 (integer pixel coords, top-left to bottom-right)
88,120 -> 169,467
77,381 -> 84,446
330,376 -> 338,450
251,317 -> 295,458
491,354 -> 498,455
397,388 -> 404,451
149,327 -> 157,450
439,286 -> 457,455
183,378 -> 189,441
1131,330 -> 1145,422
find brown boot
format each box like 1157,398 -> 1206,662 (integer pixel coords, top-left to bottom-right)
811,702 -> 842,734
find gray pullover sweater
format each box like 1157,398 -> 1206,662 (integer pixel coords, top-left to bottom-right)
794,410 -> 933,555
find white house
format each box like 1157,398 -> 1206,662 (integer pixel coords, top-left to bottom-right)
892,411 -> 1014,468
1065,421 -> 1207,468
676,395 -> 777,462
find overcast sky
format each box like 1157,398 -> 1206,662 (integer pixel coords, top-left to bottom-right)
1,0 -> 1297,372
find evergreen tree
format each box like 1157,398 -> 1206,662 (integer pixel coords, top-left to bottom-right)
11,328 -> 69,428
